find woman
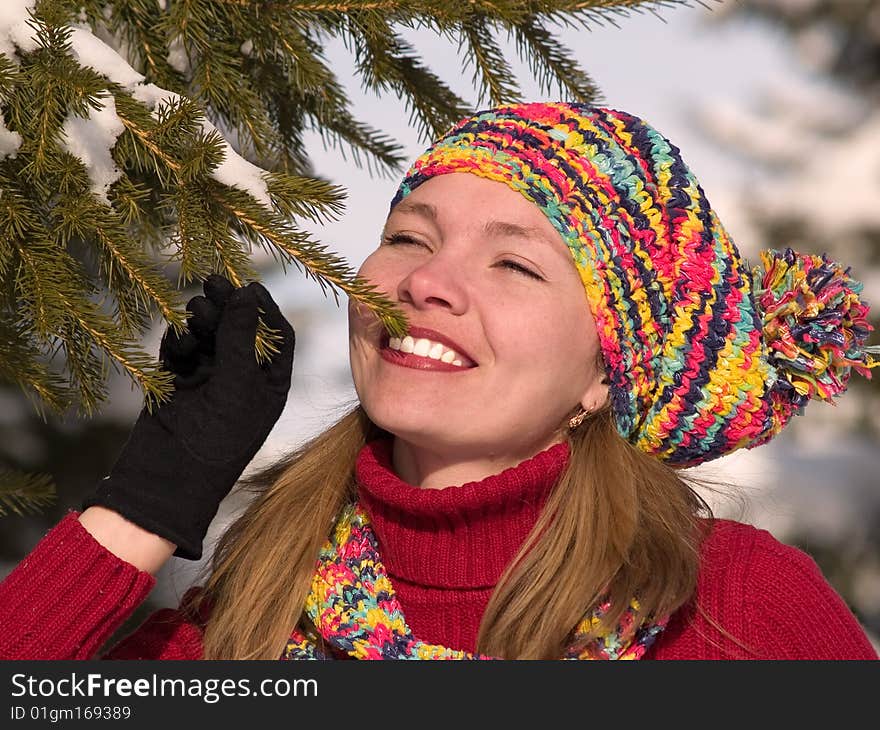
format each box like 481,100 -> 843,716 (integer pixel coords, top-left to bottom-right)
1,102 -> 877,660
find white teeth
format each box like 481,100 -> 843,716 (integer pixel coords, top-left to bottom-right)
413,338 -> 431,356
387,334 -> 468,367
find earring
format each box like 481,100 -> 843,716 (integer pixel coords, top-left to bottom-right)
568,407 -> 591,431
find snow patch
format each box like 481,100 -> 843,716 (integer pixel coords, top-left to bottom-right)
0,0 -> 40,61
207,130 -> 273,208
166,36 -> 190,75
133,85 -> 272,208
0,8 -> 273,211
132,82 -> 180,110
70,26 -> 270,208
61,93 -> 124,203
0,116 -> 22,159
68,25 -> 145,88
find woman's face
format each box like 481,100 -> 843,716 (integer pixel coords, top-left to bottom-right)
348,172 -> 608,459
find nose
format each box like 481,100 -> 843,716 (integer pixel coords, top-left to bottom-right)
397,253 -> 469,314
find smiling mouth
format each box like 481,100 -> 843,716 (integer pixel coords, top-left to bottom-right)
378,333 -> 477,372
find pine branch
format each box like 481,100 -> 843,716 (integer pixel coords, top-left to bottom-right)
192,44 -> 280,161
100,0 -> 182,87
259,17 -> 339,96
0,468 -> 56,517
172,181 -> 260,286
92,224 -> 182,330
348,14 -> 471,140
1,159 -> 177,415
57,292 -> 177,414
14,237 -> 176,414
0,54 -> 22,98
52,183 -> 185,332
248,88 -> 312,175
215,1 -> 425,11
265,172 -> 347,225
0,313 -> 71,418
511,16 -> 600,101
3,192 -> 76,340
460,16 -> 522,106
246,39 -> 406,175
212,184 -> 409,337
296,88 -> 407,177
526,0 -> 706,23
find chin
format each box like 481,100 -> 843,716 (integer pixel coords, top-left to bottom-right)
361,403 -> 453,445
367,410 -> 448,443
369,417 -> 506,458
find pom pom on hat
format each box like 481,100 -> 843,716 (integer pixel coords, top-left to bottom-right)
752,247 -> 880,411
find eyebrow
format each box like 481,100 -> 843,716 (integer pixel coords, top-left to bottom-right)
482,220 -> 554,248
391,200 -> 559,254
392,200 -> 437,220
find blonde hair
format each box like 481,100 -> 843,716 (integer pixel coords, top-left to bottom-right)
190,401 -> 727,659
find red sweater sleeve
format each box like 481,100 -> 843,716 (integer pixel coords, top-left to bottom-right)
101,587 -> 205,660
651,519 -> 878,660
0,511 -> 202,660
739,525 -> 878,659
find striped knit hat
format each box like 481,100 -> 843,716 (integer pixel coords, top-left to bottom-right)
390,102 -> 880,467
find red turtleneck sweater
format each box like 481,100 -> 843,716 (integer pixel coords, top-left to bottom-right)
0,438 -> 876,659
356,438 -> 569,652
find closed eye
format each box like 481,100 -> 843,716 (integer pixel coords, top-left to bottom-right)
498,260 -> 543,280
382,233 -> 426,247
383,233 -> 543,280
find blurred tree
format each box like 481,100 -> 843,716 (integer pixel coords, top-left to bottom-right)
719,0 -> 880,91
701,0 -> 880,645
0,0 -> 700,515
702,0 -> 880,425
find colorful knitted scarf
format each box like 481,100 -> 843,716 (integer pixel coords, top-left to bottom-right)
280,502 -> 667,660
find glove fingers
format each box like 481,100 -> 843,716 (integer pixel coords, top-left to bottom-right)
186,295 -> 220,337
204,274 -> 236,309
253,284 -> 295,389
213,282 -> 261,375
186,296 -> 222,358
160,327 -> 200,374
172,364 -> 213,390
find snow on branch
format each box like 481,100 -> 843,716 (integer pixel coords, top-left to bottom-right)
1,1 -> 273,209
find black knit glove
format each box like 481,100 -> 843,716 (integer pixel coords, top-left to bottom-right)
83,274 -> 295,560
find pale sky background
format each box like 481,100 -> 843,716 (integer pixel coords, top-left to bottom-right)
132,3 -> 880,629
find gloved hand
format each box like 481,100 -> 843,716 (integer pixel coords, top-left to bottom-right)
83,274 -> 295,560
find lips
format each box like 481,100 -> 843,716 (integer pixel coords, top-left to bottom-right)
380,347 -> 470,372
381,325 -> 478,368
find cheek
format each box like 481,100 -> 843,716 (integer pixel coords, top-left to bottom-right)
357,252 -> 403,291
485,307 -> 560,373
491,299 -> 595,376
349,255 -> 399,330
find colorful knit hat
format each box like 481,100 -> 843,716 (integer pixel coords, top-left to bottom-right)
390,102 -> 880,467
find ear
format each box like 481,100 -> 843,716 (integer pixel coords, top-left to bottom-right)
579,370 -> 610,413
